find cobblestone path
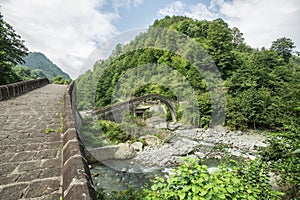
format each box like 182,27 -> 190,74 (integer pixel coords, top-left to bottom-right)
0,84 -> 67,200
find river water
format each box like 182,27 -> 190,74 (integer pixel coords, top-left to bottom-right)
91,158 -> 220,194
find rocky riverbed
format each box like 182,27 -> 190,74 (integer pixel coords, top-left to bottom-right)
88,122 -> 269,173
134,126 -> 267,168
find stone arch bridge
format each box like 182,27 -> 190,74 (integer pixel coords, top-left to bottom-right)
91,94 -> 177,122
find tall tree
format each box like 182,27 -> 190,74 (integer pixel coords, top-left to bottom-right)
0,13 -> 28,84
271,37 -> 295,63
206,18 -> 235,78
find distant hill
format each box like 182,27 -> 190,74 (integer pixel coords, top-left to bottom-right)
22,52 -> 70,80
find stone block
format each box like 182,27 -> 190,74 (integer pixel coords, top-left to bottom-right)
41,158 -> 61,168
63,140 -> 81,165
17,170 -> 42,182
0,174 -> 19,184
63,128 -> 77,146
39,167 -> 61,178
0,163 -> 18,175
36,149 -> 58,160
62,156 -> 86,191
64,183 -> 96,200
24,179 -> 60,198
0,183 -> 28,199
10,151 -> 36,162
18,160 -> 41,171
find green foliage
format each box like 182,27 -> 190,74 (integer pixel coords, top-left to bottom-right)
80,116 -> 105,147
45,114 -> 63,134
260,124 -> 300,199
96,186 -> 144,200
74,15 -> 300,200
0,14 -> 28,85
76,69 -> 95,110
271,37 -> 295,63
45,128 -> 56,134
144,157 -> 282,200
13,66 -> 47,80
226,48 -> 300,129
98,120 -> 132,143
22,52 -> 70,80
52,75 -> 71,85
59,112 -> 63,133
133,83 -> 177,101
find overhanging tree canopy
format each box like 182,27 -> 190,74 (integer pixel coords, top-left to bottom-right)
0,13 -> 28,85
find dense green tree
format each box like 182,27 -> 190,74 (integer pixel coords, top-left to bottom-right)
271,37 -> 295,63
52,75 -> 71,85
13,66 -> 47,80
0,13 -> 28,84
206,19 -> 236,78
76,70 -> 94,109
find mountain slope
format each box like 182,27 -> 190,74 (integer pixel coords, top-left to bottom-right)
22,52 -> 70,80
77,16 -> 300,130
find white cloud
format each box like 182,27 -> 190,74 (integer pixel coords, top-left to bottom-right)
157,0 -> 300,50
112,0 -> 143,10
0,0 -> 118,79
186,3 -> 218,20
219,0 -> 300,49
158,1 -> 217,20
158,1 -> 186,17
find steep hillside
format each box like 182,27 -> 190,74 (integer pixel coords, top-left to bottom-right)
77,16 -> 300,130
22,52 -> 70,80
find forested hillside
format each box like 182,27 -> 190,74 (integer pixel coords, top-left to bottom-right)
77,16 -> 300,130
22,52 -> 71,80
76,16 -> 300,199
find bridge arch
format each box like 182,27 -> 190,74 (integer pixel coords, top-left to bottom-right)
129,94 -> 177,122
92,94 -> 177,122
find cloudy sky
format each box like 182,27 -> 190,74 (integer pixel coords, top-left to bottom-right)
1,0 -> 299,78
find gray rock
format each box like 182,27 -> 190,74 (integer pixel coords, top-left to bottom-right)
171,138 -> 199,156
195,152 -> 206,159
114,143 -> 135,159
140,135 -> 163,147
130,142 -> 143,152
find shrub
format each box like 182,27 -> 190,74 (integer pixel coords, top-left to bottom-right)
99,120 -> 132,143
144,157 -> 282,200
260,124 -> 300,199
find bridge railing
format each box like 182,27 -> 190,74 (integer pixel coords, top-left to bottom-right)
0,78 -> 50,101
62,81 -> 96,200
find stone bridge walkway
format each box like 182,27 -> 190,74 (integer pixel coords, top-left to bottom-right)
0,84 -> 67,200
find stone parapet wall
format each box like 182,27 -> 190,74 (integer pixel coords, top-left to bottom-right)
62,81 -> 96,200
0,78 -> 50,100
